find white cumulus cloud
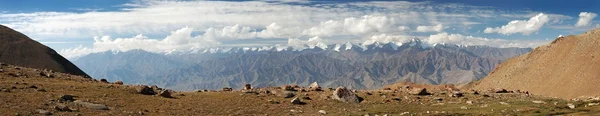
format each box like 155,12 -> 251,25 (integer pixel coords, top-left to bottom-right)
416,24 -> 444,32
575,12 -> 597,27
484,13 -> 549,35
303,15 -> 398,36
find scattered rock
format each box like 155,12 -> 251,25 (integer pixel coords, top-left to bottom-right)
100,78 -> 109,83
383,87 -> 392,90
466,101 -> 473,105
244,84 -> 252,90
433,97 -> 443,101
391,98 -> 401,101
113,80 -> 124,85
568,103 -> 576,109
136,86 -> 156,95
151,85 -> 162,91
318,110 -> 327,115
37,89 -> 47,92
460,106 -> 469,110
59,95 -> 76,102
1,88 -> 10,92
39,71 -> 53,78
499,102 -> 509,105
159,90 -> 173,98
195,90 -> 203,92
409,88 -> 431,95
35,109 -> 52,115
332,87 -> 363,103
74,100 -> 110,110
291,97 -> 304,105
308,82 -> 322,91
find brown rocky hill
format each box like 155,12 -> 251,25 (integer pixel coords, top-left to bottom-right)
0,25 -> 88,77
473,28 -> 600,99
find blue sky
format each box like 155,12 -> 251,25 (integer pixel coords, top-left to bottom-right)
0,0 -> 598,58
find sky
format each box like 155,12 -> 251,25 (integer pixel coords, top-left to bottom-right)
0,0 -> 599,58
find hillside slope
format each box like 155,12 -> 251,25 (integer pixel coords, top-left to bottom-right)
0,25 -> 89,77
473,28 -> 600,99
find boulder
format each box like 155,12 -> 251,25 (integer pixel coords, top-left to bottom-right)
244,84 -> 252,90
409,88 -> 430,95
113,80 -> 124,85
159,90 -> 173,98
308,82 -> 322,91
291,97 -> 304,105
136,86 -> 156,95
332,87 -> 363,103
74,100 -> 109,110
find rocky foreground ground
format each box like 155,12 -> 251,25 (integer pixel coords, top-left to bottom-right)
2,63 -> 600,115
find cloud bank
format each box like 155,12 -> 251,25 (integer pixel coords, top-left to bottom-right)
484,13 -> 549,35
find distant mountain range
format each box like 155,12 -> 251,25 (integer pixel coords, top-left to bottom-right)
73,39 -> 531,91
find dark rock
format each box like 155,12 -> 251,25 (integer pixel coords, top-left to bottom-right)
100,78 -> 109,83
332,87 -> 363,103
59,95 -> 76,102
282,85 -> 295,91
450,91 -> 464,97
159,90 -> 173,98
37,89 -> 47,92
409,88 -> 431,95
29,85 -> 38,89
244,84 -> 252,90
493,88 -> 509,93
136,86 -> 156,95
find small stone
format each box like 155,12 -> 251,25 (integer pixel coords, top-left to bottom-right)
450,91 -> 463,97
59,95 -> 76,102
318,110 -> 327,115
466,101 -> 473,104
568,103 -> 576,109
532,100 -> 546,104
1,88 -> 10,92
113,80 -> 124,85
37,89 -> 47,92
244,84 -> 252,90
499,102 -> 509,105
136,86 -> 156,95
282,85 -> 295,91
493,88 -> 509,93
460,106 -> 469,110
35,109 -> 52,115
309,82 -> 322,91
433,97 -> 443,101
159,90 -> 173,98
291,97 -> 304,105
267,99 -> 280,104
